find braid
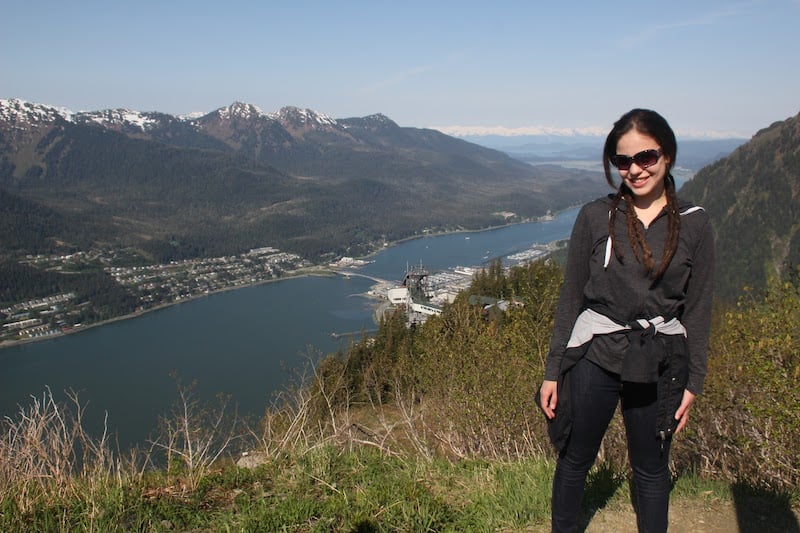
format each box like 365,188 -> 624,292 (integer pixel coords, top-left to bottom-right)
623,191 -> 655,272
609,188 -> 656,273
610,177 -> 681,280
652,174 -> 681,280
602,109 -> 681,280
609,191 -> 624,262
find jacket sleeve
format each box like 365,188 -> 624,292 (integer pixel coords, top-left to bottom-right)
682,212 -> 715,394
544,204 -> 594,380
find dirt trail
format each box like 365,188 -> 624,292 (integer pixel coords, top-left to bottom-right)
582,498 -> 800,533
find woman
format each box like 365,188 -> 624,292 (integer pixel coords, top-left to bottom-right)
538,109 -> 714,532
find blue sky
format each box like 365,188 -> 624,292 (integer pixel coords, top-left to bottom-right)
3,0 -> 798,138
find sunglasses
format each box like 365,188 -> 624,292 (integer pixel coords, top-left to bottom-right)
610,149 -> 662,170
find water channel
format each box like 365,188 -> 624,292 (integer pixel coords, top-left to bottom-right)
0,207 -> 580,449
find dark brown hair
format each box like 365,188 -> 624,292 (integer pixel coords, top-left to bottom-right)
603,109 -> 680,280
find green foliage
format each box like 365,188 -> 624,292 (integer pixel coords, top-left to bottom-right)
676,273 -> 800,489
0,188 -> 89,253
313,260 -> 564,459
312,308 -> 414,412
1,111 -> 607,263
469,258 -> 510,298
0,260 -> 138,316
405,261 -> 562,457
680,113 -> 800,301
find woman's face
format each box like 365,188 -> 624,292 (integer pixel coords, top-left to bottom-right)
615,129 -> 670,205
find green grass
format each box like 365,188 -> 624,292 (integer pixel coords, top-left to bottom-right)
6,445 -> 791,533
0,448 -> 552,532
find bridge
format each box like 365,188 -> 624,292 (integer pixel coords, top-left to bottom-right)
335,270 -> 391,285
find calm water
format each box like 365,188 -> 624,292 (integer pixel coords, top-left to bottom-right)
0,207 -> 579,448
361,207 -> 579,279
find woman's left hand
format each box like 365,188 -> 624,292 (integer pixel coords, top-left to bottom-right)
674,389 -> 696,434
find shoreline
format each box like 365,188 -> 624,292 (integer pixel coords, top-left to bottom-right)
1,207 -> 580,352
354,206 -> 578,262
0,267 -> 339,352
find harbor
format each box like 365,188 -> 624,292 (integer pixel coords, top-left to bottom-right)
330,240 -> 555,335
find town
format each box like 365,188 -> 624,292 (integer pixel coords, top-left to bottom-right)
0,247 -> 312,346
1,241 -> 556,347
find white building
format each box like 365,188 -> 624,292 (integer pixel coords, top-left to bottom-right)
387,286 -> 410,305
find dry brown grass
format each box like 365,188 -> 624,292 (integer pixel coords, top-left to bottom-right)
0,388 -> 142,515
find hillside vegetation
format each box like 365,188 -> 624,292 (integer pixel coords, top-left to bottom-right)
1,259 -> 798,531
680,112 -> 800,301
0,101 -> 606,262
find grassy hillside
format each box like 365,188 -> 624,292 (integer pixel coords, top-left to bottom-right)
2,259 -> 798,530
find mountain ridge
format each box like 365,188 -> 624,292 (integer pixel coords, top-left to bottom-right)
0,98 -> 372,135
680,111 -> 800,300
0,98 -> 606,262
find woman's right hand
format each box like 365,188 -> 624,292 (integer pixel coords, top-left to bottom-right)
539,380 -> 558,420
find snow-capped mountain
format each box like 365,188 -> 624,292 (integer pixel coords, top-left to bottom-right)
73,108 -> 168,131
0,98 -> 380,158
271,105 -> 337,128
0,98 -> 343,137
0,98 -> 73,127
0,96 -> 609,262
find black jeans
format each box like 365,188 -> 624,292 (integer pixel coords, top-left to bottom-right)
551,357 -> 672,533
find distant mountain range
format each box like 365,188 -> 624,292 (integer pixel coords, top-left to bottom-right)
463,135 -> 747,171
0,99 -> 606,262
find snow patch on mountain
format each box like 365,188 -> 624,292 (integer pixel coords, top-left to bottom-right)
271,106 -> 337,127
214,101 -> 266,121
179,111 -> 206,121
0,98 -> 73,127
76,109 -> 161,130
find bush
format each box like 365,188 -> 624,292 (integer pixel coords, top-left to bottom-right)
323,259 -> 799,490
675,275 -> 800,489
325,260 -> 565,459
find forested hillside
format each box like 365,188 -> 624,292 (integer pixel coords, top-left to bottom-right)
680,112 -> 800,300
0,100 -> 606,262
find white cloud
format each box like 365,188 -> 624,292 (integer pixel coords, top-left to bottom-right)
430,124 -> 749,139
429,125 -> 607,137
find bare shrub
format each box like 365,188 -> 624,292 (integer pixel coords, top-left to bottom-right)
246,352 -> 359,466
0,388 -> 141,516
148,379 -> 245,492
402,266 -> 559,460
